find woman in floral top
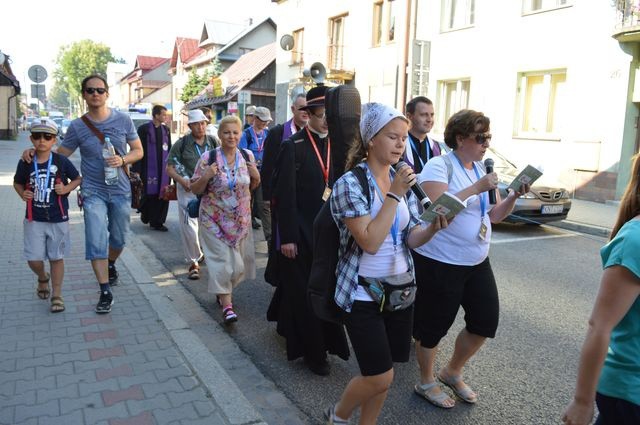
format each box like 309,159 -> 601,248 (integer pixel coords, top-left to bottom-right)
191,115 -> 260,323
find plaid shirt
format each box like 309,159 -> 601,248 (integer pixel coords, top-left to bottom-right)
330,163 -> 423,312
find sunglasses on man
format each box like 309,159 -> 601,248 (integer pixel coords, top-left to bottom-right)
32,133 -> 55,141
84,87 -> 107,95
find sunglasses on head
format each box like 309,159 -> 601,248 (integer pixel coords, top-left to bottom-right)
84,87 -> 107,95
32,133 -> 55,141
472,132 -> 492,144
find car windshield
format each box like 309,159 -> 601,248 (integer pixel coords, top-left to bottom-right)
486,147 -> 519,181
62,119 -> 71,126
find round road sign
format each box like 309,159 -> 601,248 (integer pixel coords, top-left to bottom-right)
28,65 -> 47,83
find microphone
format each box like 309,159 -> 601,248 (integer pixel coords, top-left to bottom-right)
393,161 -> 431,209
484,158 -> 496,204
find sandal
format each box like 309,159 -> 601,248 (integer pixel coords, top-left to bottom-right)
188,263 -> 200,280
36,273 -> 51,300
414,381 -> 455,409
50,296 -> 65,313
222,306 -> 237,323
437,370 -> 477,404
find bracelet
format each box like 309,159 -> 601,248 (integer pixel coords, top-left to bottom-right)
119,155 -> 126,166
386,192 -> 401,203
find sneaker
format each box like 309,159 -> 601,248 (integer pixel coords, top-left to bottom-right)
188,263 -> 200,280
323,405 -> 349,425
108,263 -> 119,286
222,306 -> 237,323
96,291 -> 114,314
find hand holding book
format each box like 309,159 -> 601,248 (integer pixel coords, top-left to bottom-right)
507,165 -> 543,194
420,191 -> 466,222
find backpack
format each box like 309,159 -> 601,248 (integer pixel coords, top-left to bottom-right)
186,148 -> 251,218
308,165 -> 370,324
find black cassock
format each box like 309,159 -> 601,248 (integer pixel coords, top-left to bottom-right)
133,122 -> 172,227
267,128 -> 349,362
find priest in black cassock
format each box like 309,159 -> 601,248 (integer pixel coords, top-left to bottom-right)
132,105 -> 172,231
267,86 -> 349,375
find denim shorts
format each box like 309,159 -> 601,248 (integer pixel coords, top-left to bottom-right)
82,188 -> 131,260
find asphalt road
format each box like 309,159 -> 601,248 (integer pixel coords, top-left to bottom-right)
128,196 -> 606,425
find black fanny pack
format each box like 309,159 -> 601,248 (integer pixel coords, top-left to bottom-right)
358,271 -> 416,312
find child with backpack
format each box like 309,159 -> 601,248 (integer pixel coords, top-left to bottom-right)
324,103 -> 447,424
13,118 -> 81,313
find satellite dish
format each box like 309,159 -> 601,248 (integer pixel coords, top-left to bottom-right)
28,65 -> 48,83
280,34 -> 295,51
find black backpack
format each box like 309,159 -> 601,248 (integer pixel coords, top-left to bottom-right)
308,166 -> 370,324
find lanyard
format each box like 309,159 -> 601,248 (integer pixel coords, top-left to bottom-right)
453,153 -> 486,218
305,127 -> 331,184
408,134 -> 428,167
33,153 -> 53,194
250,127 -> 266,152
194,143 -> 203,157
220,148 -> 239,191
364,163 -> 400,249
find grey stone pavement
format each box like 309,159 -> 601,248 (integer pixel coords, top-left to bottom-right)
0,136 -> 302,425
0,133 -> 620,425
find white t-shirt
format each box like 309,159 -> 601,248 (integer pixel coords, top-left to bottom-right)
355,187 -> 411,301
414,154 -> 491,265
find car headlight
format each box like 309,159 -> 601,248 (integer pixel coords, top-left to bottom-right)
519,192 -> 537,199
560,190 -> 570,199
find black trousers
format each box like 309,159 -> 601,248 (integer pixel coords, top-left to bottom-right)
595,392 -> 640,425
139,195 -> 169,227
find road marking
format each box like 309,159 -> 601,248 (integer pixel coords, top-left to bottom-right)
491,233 -> 577,244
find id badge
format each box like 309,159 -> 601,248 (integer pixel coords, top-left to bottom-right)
478,221 -> 488,241
224,196 -> 238,209
321,186 -> 332,202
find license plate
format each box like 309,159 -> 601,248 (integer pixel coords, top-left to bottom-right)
541,204 -> 563,214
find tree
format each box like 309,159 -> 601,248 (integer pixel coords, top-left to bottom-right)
210,57 -> 223,78
49,82 -> 70,113
54,40 -> 120,115
180,68 -> 210,103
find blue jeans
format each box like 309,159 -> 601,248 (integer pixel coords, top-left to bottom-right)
82,188 -> 131,260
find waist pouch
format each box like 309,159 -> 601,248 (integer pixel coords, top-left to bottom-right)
358,271 -> 416,312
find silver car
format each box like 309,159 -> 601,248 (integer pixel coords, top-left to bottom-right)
490,147 -> 572,224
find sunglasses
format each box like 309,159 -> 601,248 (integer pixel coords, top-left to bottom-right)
32,133 -> 55,141
471,132 -> 492,144
84,87 -> 107,95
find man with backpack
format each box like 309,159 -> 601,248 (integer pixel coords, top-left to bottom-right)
267,86 -> 349,376
239,106 -> 272,243
166,109 -> 218,280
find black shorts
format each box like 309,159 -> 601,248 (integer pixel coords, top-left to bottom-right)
596,393 -> 640,425
344,300 -> 413,376
412,253 -> 499,348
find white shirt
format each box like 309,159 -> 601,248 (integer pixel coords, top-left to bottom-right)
414,154 -> 491,265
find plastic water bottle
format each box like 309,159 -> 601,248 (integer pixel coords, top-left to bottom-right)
174,158 -> 188,178
103,137 -> 119,185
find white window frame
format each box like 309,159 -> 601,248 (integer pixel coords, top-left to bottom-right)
522,0 -> 571,15
441,0 -> 475,32
291,28 -> 304,65
514,69 -> 566,140
436,78 -> 471,132
328,14 -> 348,70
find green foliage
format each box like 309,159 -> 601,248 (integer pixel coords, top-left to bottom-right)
180,68 -> 211,103
210,57 -> 223,77
54,40 -> 116,114
49,83 -> 70,112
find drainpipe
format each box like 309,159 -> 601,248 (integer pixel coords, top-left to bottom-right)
399,0 -> 415,110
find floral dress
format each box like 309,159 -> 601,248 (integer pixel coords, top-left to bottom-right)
193,148 -> 252,247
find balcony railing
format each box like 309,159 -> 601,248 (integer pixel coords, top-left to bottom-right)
613,0 -> 640,41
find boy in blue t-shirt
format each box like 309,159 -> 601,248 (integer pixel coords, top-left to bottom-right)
13,118 -> 81,313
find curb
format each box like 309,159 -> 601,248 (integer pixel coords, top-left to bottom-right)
547,220 -> 611,238
119,239 -> 267,425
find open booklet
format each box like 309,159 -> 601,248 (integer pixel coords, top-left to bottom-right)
507,165 -> 543,193
420,192 -> 466,222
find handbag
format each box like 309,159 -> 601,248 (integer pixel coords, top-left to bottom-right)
358,271 -> 416,312
81,115 -> 144,209
160,184 -> 177,201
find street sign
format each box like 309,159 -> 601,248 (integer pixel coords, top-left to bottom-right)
28,65 -> 47,83
31,84 -> 46,101
237,91 -> 251,105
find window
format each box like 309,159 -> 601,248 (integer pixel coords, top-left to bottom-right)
515,69 -> 566,138
372,1 -> 383,46
441,0 -> 475,31
436,79 -> 470,131
329,14 -> 347,70
372,1 -> 397,47
292,28 -> 304,64
522,0 -> 570,14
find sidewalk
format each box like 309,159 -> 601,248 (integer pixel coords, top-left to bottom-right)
548,198 -> 618,238
0,138 -> 272,425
